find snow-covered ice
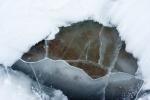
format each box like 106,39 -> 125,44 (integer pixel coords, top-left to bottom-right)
0,66 -> 43,100
0,0 -> 150,98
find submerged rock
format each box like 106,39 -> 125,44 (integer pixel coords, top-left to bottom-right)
22,21 -> 138,76
22,21 -> 120,77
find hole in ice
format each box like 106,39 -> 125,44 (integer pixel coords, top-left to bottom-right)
19,20 -> 142,100
22,20 -> 139,78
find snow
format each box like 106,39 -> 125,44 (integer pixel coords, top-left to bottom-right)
0,66 -> 68,100
0,67 -> 42,100
0,0 -> 150,95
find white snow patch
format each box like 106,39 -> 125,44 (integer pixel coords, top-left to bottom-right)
0,67 -> 42,100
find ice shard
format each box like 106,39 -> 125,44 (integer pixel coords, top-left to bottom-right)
12,58 -> 142,100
